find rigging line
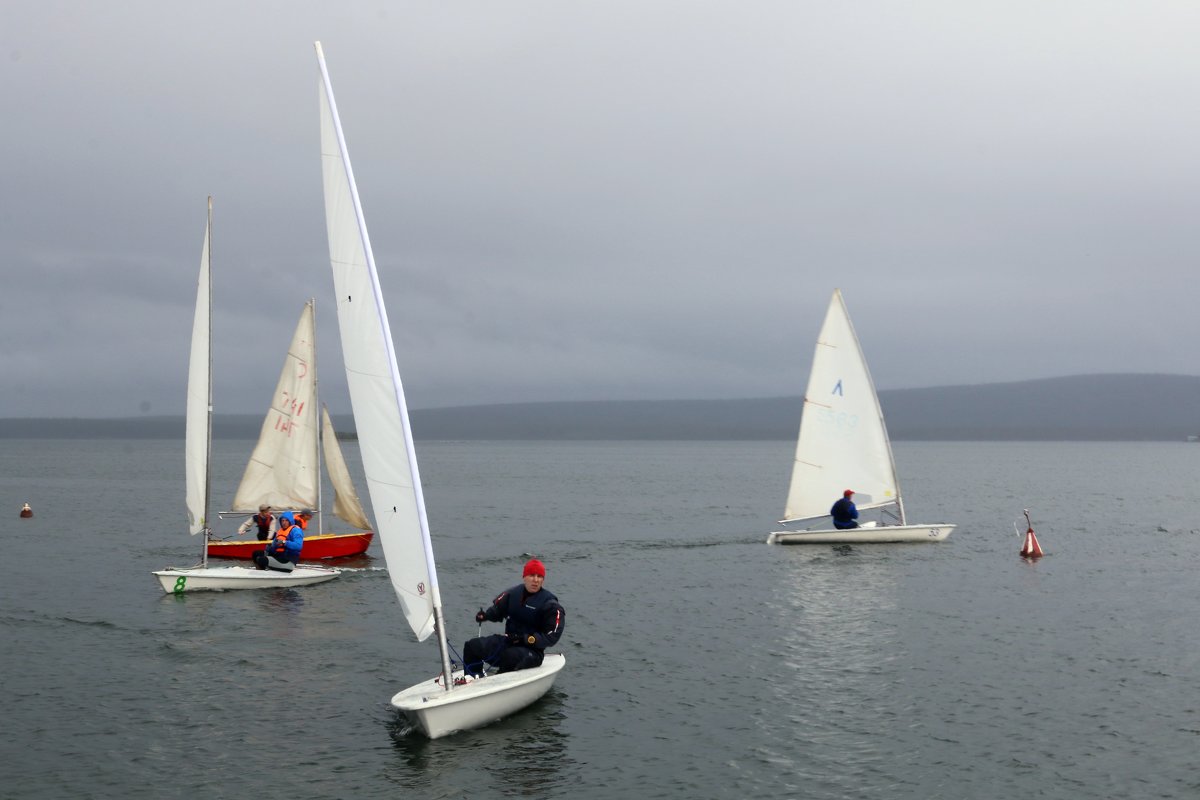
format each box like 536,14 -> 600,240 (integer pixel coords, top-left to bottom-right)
450,635 -> 508,677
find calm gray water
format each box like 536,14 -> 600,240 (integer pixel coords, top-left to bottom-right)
1,438 -> 1198,799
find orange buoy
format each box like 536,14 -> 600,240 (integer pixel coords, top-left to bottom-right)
1020,509 -> 1043,558
19,503 -> 33,518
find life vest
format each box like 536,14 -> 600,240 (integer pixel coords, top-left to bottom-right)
270,520 -> 293,553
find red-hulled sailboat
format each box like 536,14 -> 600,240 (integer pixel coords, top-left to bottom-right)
207,301 -> 374,560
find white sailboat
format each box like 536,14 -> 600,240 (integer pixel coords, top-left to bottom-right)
767,289 -> 955,545
152,198 -> 340,593
314,42 -> 564,738
207,300 -> 375,560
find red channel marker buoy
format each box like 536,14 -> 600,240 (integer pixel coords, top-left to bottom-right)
1020,509 -> 1043,558
19,503 -> 33,519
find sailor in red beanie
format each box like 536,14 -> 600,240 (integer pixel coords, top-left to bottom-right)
462,558 -> 565,678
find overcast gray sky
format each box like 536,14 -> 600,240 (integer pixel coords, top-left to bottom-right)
3,1 -> 1198,418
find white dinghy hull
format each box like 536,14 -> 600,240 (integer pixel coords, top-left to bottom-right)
768,524 -> 955,545
153,565 -> 340,593
391,654 -> 565,739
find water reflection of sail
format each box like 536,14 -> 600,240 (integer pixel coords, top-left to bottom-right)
765,554 -> 904,771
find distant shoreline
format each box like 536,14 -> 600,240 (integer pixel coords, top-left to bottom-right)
3,374 -> 1199,441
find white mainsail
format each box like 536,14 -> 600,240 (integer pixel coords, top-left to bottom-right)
321,404 -> 372,530
231,300 -> 321,513
314,43 -> 565,733
782,289 -> 902,524
317,43 -> 441,644
185,198 -> 213,537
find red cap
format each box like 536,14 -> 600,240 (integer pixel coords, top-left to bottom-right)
843,489 -> 854,497
523,558 -> 546,577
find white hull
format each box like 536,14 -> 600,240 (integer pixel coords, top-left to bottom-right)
767,524 -> 955,545
391,654 -> 565,739
153,565 -> 340,593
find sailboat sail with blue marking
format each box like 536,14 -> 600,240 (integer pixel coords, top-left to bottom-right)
768,289 -> 955,544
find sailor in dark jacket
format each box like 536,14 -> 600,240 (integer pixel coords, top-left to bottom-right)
463,558 -> 565,677
830,489 -> 859,529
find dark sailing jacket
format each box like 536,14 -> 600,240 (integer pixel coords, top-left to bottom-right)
830,497 -> 859,529
480,585 -> 565,651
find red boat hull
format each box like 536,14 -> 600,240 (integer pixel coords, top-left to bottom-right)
207,531 -> 374,560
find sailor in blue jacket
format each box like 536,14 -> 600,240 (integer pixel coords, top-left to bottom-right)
252,514 -> 304,571
463,559 -> 565,677
830,489 -> 860,529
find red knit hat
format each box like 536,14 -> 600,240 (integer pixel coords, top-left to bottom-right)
523,558 -> 546,577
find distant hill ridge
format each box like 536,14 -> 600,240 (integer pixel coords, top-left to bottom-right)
2,374 -> 1199,441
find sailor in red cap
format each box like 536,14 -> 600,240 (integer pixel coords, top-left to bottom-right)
830,489 -> 860,529
462,558 -> 565,678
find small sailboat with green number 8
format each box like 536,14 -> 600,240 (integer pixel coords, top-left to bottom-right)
152,198 -> 340,593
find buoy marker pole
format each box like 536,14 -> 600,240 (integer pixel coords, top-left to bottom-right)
1020,508 -> 1044,558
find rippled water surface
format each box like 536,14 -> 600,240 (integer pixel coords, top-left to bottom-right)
1,439 -> 1198,798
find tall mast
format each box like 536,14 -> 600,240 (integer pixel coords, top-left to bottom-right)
311,297 -> 324,535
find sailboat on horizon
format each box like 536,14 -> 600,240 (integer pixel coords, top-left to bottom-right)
767,289 -> 955,545
314,42 -> 564,738
152,198 -> 340,592
206,299 -> 375,560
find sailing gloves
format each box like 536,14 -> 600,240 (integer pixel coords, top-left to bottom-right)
474,608 -> 535,647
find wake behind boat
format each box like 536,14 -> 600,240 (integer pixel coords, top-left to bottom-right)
767,289 -> 955,545
152,198 -> 340,594
314,42 -> 563,737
